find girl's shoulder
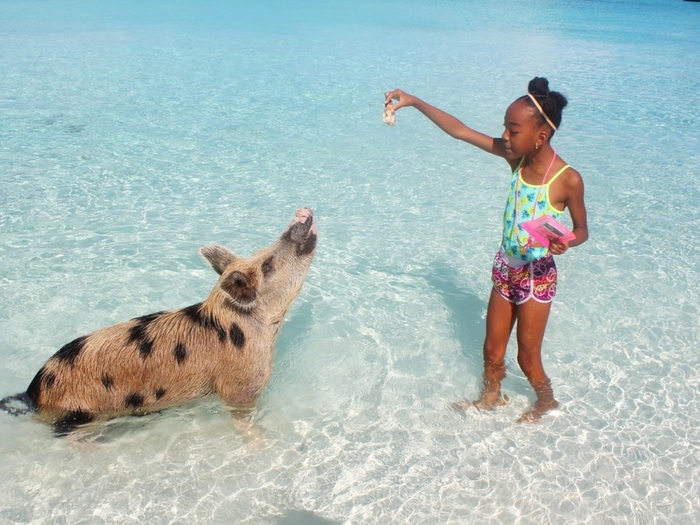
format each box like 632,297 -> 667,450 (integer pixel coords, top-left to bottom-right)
552,157 -> 582,184
554,162 -> 584,196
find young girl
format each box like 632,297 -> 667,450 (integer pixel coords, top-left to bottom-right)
385,77 -> 588,422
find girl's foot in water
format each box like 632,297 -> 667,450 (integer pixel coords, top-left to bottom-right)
453,392 -> 509,411
517,399 -> 559,423
454,362 -> 508,411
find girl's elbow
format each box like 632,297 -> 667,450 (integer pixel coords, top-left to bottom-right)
576,229 -> 589,245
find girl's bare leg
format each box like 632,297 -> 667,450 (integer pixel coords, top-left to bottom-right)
454,289 -> 515,410
514,299 -> 559,422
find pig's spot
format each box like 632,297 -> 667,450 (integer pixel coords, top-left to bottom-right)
53,410 -> 95,436
182,303 -> 227,342
137,339 -> 153,359
128,321 -> 149,345
54,336 -> 88,366
101,373 -> 114,391
43,371 -> 56,388
129,313 -> 162,359
229,323 -> 245,349
155,388 -> 166,400
173,343 -> 187,364
124,393 -> 145,409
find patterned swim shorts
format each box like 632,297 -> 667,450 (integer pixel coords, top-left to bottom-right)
491,249 -> 557,304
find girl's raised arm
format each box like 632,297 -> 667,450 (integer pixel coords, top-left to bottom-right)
385,89 -> 508,159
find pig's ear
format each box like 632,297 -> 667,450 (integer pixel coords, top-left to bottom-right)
200,245 -> 237,275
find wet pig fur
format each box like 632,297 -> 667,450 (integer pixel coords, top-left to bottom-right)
2,208 -> 317,434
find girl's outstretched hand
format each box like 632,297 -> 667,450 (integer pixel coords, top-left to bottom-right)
384,89 -> 416,111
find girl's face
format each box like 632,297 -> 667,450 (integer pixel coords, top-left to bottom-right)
501,99 -> 543,159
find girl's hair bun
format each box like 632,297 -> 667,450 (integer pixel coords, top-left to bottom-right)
523,77 -> 568,132
528,77 -> 550,98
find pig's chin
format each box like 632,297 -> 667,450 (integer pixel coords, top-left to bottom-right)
296,232 -> 317,256
227,297 -> 257,312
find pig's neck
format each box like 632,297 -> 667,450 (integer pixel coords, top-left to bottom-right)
203,293 -> 291,341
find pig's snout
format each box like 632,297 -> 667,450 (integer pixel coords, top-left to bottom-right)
283,208 -> 317,255
293,208 -> 316,231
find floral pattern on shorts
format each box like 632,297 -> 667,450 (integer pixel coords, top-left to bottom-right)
491,250 -> 557,304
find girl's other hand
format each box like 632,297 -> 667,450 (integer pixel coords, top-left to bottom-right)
548,239 -> 569,255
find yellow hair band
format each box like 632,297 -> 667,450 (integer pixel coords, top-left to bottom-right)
527,92 -> 558,131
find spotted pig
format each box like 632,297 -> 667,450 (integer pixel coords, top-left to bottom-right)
0,208 -> 317,434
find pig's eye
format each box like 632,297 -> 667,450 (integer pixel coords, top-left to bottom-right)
262,256 -> 275,276
230,271 -> 247,288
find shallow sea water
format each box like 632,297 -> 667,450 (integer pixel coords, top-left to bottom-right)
1,0 -> 699,523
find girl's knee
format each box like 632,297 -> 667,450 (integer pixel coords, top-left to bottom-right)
482,341 -> 506,365
516,347 -> 545,377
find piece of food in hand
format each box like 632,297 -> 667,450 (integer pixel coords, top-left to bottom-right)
383,103 -> 396,126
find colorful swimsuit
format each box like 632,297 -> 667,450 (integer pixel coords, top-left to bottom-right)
492,157 -> 570,304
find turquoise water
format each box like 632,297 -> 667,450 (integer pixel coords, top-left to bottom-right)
1,0 -> 699,523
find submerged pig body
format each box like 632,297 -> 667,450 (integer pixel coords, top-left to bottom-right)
12,208 -> 317,433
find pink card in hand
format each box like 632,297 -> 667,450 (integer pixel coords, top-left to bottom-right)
522,216 -> 575,247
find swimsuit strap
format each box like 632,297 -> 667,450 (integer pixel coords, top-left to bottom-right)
545,164 -> 570,186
